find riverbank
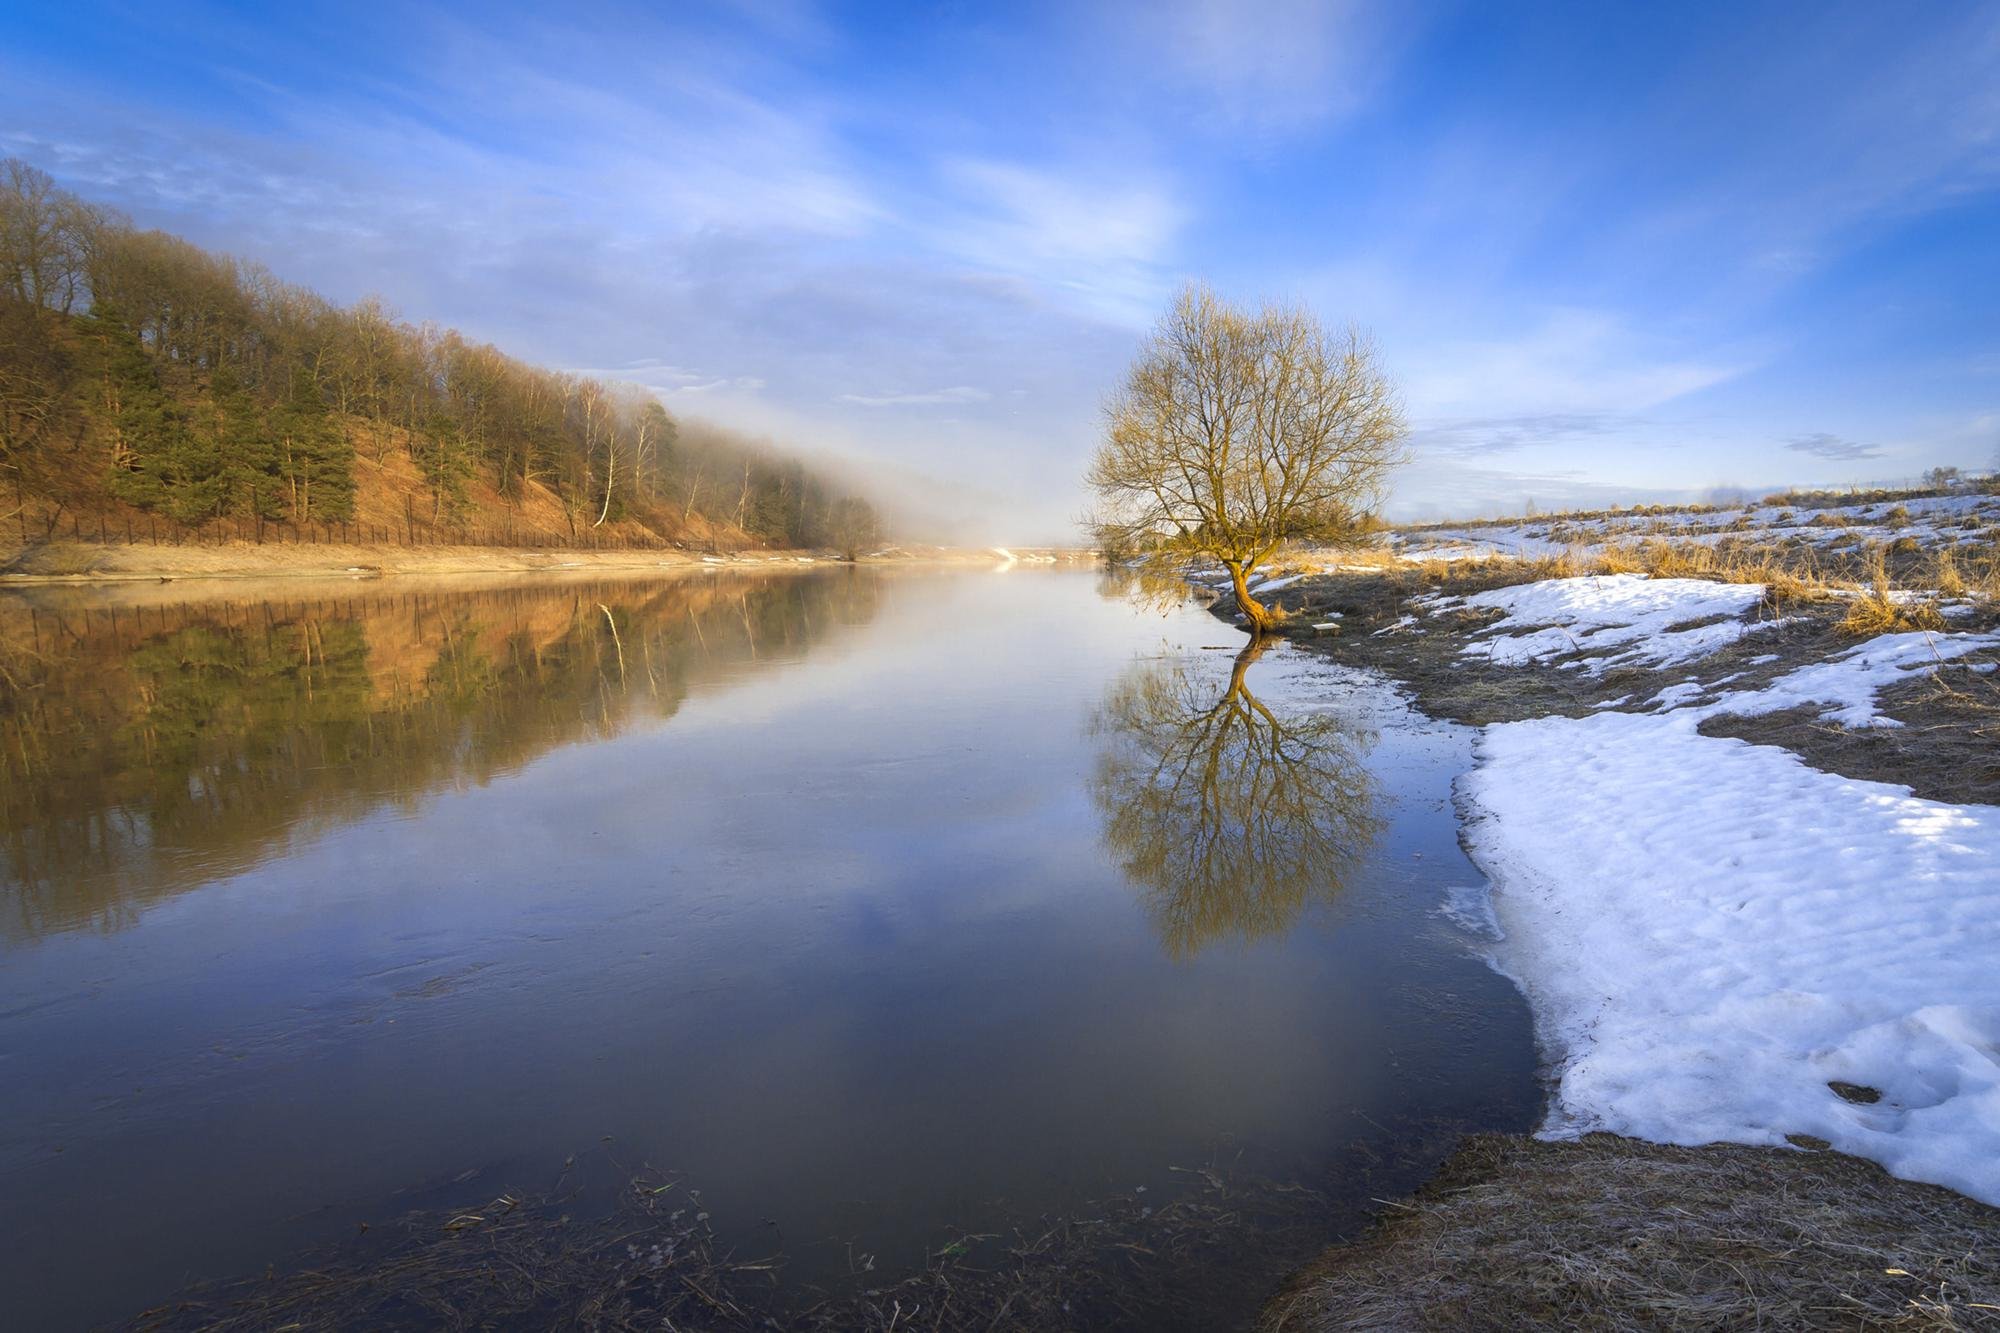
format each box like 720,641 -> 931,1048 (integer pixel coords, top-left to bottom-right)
0,538 -> 1089,585
1187,499 -> 2000,1328
1267,1133 -> 2000,1329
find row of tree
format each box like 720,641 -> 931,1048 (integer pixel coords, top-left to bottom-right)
0,157 -> 883,551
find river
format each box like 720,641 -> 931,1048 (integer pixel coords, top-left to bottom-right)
0,564 -> 1537,1329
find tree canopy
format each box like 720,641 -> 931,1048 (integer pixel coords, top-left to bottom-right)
1088,282 -> 1407,633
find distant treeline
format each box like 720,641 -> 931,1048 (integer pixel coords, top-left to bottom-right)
0,158 -> 882,551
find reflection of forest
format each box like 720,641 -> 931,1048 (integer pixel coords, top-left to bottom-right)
0,571 -> 882,940
1091,645 -> 1383,958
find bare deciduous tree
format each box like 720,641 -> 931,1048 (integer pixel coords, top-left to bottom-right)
1087,282 -> 1407,635
827,494 -> 882,560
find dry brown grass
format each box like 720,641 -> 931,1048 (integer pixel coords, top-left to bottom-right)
1296,523 -> 1997,639
1841,557 -> 1950,637
7,542 -> 106,576
1936,547 -> 1968,599
1937,541 -> 2000,600
1266,1134 -> 2000,1332
1595,538 -> 1837,614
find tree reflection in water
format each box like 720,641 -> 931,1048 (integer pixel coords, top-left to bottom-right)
0,570 -> 880,939
1090,641 -> 1382,958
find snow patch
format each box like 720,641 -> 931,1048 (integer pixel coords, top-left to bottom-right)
1442,575 -> 1770,673
1703,630 -> 2000,728
1462,709 -> 2000,1205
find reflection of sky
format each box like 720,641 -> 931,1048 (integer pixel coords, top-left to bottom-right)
5,3 -> 1995,536
0,571 -> 1536,1326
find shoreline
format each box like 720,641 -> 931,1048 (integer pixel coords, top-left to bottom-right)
0,539 -> 1093,588
1189,544 -> 2000,1328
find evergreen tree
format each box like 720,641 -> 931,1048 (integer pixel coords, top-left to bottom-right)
87,302 -> 223,520
274,367 -> 352,522
207,367 -> 282,519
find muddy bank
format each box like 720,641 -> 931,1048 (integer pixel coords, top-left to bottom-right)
1205,560 -> 2000,805
1264,1132 -> 2000,1331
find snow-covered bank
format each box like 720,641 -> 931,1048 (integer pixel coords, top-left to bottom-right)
1431,573 -> 1774,672
1441,577 -> 2000,1204
1396,490 -> 2000,564
1463,710 -> 2000,1204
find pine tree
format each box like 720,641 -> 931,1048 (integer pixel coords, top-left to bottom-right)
273,367 -> 352,522
207,367 -> 282,519
86,302 -> 222,520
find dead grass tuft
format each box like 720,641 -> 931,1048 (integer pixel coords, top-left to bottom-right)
1842,559 -> 1949,636
1936,546 -> 1968,599
1265,1133 -> 2000,1332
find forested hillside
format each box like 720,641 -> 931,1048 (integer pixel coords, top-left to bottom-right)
0,159 -> 882,553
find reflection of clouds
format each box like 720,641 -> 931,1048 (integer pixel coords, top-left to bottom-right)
1089,643 -> 1382,958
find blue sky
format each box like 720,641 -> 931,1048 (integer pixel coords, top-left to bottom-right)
4,0 -> 1997,539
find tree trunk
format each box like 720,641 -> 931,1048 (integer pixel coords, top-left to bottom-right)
1225,559 -> 1275,637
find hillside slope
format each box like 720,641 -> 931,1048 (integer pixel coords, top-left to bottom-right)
1,157 -> 881,556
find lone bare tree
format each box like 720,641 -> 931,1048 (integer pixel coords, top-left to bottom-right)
1087,282 -> 1407,635
826,494 -> 882,561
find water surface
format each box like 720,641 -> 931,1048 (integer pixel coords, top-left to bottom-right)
0,566 -> 1536,1328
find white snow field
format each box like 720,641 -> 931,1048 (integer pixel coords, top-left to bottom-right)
1446,572 -> 2000,1204
1396,490 -> 2000,564
1433,573 -> 1773,672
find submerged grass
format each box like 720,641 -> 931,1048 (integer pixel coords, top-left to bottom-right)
1264,1134 -> 2000,1332
125,1153 -> 1344,1332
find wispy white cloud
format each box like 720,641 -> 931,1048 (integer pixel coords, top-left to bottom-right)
926,157 -> 1183,323
838,386 -> 991,407
1411,413 -> 1622,459
1101,0 -> 1420,135
1785,433 -> 1880,462
1404,309 -> 1755,420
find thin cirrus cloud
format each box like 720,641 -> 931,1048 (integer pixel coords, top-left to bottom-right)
1400,310 -> 1756,421
924,157 -> 1184,324
1409,413 -> 1620,459
839,387 -> 993,408
1097,0 -> 1423,134
1785,433 -> 1881,462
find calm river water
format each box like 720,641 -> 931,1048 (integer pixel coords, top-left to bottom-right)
0,565 -> 1536,1328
